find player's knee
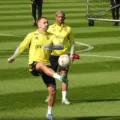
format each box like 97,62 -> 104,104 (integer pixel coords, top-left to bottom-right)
36,62 -> 45,70
48,85 -> 56,95
50,88 -> 56,95
38,62 -> 44,67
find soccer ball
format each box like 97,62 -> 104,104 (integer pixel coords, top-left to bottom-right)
58,54 -> 70,67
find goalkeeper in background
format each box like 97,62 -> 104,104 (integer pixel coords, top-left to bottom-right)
45,10 -> 75,105
110,0 -> 120,26
31,0 -> 43,26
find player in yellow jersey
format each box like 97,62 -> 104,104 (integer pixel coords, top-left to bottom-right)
8,17 -> 68,120
45,11 -> 75,105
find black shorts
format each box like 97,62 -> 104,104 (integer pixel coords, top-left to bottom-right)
49,55 -> 69,73
29,61 -> 56,87
33,0 -> 42,5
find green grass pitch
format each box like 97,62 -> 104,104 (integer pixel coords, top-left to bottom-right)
0,0 -> 120,120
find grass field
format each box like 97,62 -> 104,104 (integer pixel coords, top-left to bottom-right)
0,0 -> 120,120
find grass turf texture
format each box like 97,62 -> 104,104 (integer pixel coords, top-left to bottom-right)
0,0 -> 120,120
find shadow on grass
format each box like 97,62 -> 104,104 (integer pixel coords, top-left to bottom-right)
0,90 -> 47,111
67,83 -> 120,103
0,67 -> 33,81
1,59 -> 120,81
69,60 -> 120,74
90,43 -> 120,53
75,30 -> 120,39
0,116 -> 120,120
0,82 -> 120,111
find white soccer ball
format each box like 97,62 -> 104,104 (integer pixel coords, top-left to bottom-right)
58,54 -> 70,67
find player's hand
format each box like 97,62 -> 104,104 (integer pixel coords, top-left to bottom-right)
8,57 -> 15,63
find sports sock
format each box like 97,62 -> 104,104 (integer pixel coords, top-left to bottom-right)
53,73 -> 62,81
62,91 -> 67,100
47,106 -> 52,114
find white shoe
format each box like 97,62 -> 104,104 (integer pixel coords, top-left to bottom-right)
45,98 -> 48,102
46,114 -> 55,120
62,99 -> 70,105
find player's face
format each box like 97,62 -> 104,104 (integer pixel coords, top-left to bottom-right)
56,13 -> 65,24
38,18 -> 49,31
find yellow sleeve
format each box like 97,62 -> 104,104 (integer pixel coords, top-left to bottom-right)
19,33 -> 32,53
11,33 -> 32,59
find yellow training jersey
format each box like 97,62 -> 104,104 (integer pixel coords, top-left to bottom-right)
16,30 -> 59,65
47,23 -> 74,56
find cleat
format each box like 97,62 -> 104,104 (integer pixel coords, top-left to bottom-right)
60,75 -> 68,84
62,99 -> 70,105
46,114 -> 55,120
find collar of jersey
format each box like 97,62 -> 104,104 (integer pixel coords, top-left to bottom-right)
55,23 -> 65,27
35,30 -> 48,35
54,23 -> 65,31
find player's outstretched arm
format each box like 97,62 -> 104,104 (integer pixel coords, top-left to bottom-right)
8,33 -> 32,63
44,43 -> 63,50
7,46 -> 20,63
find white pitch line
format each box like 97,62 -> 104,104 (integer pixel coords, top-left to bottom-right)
80,54 -> 120,59
75,41 -> 94,52
0,33 -> 23,37
75,42 -> 120,59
